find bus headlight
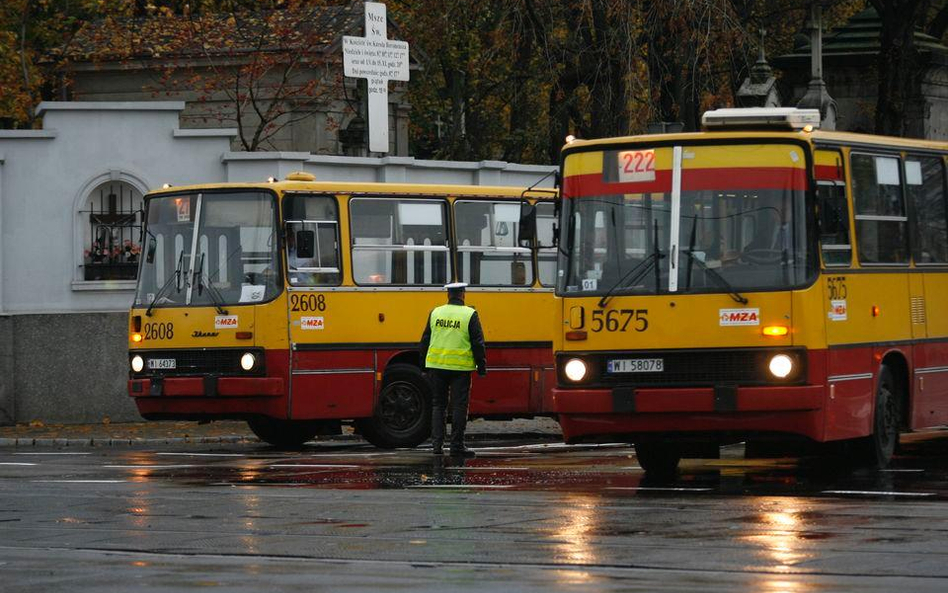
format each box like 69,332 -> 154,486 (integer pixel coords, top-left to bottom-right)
240,352 -> 256,371
564,358 -> 588,382
131,355 -> 144,373
768,354 -> 794,379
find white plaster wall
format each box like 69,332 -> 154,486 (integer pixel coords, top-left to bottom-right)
0,103 -> 237,314
0,102 -> 555,316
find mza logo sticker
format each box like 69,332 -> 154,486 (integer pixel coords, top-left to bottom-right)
214,315 -> 238,329
719,308 -> 760,326
828,300 -> 848,321
301,316 -> 325,330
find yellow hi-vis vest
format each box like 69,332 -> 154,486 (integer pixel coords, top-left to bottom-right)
425,304 -> 476,371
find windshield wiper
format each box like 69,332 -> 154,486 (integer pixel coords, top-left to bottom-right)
680,249 -> 749,305
145,250 -> 185,317
681,218 -> 748,304
598,221 -> 665,308
193,252 -> 229,316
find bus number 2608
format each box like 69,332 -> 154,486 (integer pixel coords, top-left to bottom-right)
143,322 -> 174,340
290,293 -> 327,312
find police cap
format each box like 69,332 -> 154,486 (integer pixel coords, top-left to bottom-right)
444,282 -> 468,290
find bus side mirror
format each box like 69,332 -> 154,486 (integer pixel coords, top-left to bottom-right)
518,202 -> 537,248
146,241 -> 156,264
296,230 -> 316,259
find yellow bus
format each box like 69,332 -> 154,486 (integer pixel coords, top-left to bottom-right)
127,173 -> 557,448
534,108 -> 948,473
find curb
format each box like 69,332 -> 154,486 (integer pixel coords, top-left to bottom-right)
0,435 -> 260,447
0,431 -> 560,448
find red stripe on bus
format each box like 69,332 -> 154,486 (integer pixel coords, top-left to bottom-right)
815,164 -> 843,181
563,167 -> 807,197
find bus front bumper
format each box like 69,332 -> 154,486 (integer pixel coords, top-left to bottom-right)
552,384 -> 825,441
128,377 -> 284,398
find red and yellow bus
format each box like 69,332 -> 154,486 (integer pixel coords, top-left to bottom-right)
538,108 -> 948,473
127,174 -> 557,447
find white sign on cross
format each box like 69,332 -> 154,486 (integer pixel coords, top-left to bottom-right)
342,2 -> 410,153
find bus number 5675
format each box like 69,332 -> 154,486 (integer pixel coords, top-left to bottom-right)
590,309 -> 648,333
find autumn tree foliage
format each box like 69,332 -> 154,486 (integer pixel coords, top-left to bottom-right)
0,0 -> 105,128
388,1 -> 548,162
869,0 -> 948,136
4,1 -> 948,161
391,0 -> 868,162
61,0 -> 351,151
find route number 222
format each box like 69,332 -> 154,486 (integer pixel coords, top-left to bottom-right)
618,149 -> 656,183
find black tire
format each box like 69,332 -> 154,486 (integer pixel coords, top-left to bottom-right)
858,365 -> 901,468
634,440 -> 681,476
355,364 -> 432,449
247,417 -> 332,448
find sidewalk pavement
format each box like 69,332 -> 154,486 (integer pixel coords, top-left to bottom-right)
0,417 -> 562,447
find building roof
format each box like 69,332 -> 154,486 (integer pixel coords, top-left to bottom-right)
775,7 -> 948,67
61,3 -> 370,63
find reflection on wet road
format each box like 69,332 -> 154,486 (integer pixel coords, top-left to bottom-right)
2,430 -> 948,592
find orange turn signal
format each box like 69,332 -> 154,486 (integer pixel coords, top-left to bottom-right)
131,333 -> 143,343
872,306 -> 881,317
762,325 -> 789,337
235,331 -> 253,340
565,330 -> 588,341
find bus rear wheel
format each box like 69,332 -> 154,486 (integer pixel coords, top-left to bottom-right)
634,440 -> 681,476
858,365 -> 901,469
355,364 -> 432,449
247,417 -> 335,449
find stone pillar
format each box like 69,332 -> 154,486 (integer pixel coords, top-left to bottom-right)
737,30 -> 781,108
797,2 -> 837,129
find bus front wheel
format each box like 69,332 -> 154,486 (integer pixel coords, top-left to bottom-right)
356,364 -> 432,449
247,418 -> 336,449
859,365 -> 901,468
634,440 -> 681,476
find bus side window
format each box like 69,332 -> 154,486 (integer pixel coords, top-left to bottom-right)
455,200 -> 533,287
350,198 -> 450,285
851,153 -> 909,265
283,195 -> 341,286
817,182 -> 852,267
905,155 -> 948,264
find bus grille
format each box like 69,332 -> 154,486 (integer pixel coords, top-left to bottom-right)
130,349 -> 264,377
558,348 -> 807,387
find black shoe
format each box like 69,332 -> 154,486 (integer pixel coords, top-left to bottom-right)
449,447 -> 475,458
432,444 -> 443,455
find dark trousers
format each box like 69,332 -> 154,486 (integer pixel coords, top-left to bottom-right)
427,368 -> 472,449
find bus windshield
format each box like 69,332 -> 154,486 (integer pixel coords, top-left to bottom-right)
134,191 -> 280,309
561,143 -> 811,296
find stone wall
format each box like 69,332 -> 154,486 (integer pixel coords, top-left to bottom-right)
6,313 -> 139,424
0,316 -> 14,424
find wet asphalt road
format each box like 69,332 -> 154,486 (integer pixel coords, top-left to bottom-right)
2,431 -> 948,592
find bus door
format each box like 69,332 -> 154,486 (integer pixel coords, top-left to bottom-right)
283,193 -> 374,420
455,199 -> 541,414
815,150 -> 875,439
905,155 -> 948,425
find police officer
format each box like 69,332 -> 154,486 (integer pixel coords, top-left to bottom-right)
419,282 -> 486,457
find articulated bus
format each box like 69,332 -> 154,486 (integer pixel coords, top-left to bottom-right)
534,108 -> 948,473
127,174 -> 557,448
